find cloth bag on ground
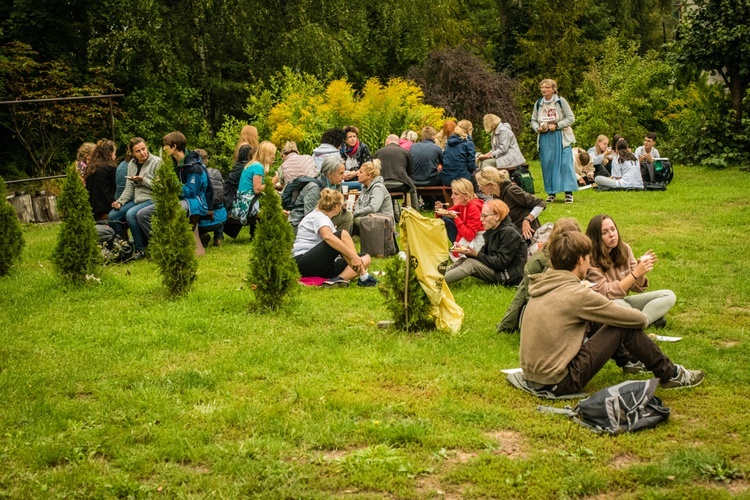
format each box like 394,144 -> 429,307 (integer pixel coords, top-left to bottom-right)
399,209 -> 464,333
537,378 -> 670,434
359,214 -> 398,257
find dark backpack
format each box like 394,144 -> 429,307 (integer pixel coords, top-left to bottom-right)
654,159 -> 673,184
96,222 -> 134,263
539,378 -> 670,434
640,159 -> 673,191
206,167 -> 225,210
512,164 -> 535,194
281,176 -> 324,210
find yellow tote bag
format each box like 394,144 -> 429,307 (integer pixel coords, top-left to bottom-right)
399,208 -> 464,333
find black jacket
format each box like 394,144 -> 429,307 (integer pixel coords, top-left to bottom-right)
476,216 -> 527,285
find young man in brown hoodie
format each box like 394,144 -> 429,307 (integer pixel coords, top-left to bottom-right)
519,231 -> 703,396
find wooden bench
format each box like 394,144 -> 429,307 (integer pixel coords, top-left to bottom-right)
415,185 -> 452,204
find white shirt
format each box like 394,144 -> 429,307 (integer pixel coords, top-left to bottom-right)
634,146 -> 660,161
610,158 -> 644,189
292,210 -> 335,256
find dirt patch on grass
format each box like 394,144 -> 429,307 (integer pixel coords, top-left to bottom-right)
485,430 -> 527,459
717,339 -> 740,348
414,475 -> 463,499
322,449 -> 349,461
726,479 -> 750,494
610,454 -> 638,469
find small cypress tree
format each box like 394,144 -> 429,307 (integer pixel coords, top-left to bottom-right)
379,256 -> 435,332
149,158 -> 197,297
0,177 -> 25,276
53,166 -> 100,284
247,176 -> 300,311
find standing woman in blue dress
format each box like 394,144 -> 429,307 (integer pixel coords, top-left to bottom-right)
530,79 -> 578,204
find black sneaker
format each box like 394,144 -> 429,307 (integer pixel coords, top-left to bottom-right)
358,275 -> 379,287
322,276 -> 349,288
132,250 -> 146,261
660,364 -> 704,389
651,317 -> 667,329
200,233 -> 211,248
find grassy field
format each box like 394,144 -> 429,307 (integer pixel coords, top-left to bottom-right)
1,164 -> 749,498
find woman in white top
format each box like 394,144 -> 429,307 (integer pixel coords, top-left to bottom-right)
594,139 -> 644,189
292,188 -> 378,288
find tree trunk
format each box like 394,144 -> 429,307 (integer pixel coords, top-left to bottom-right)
9,193 -> 34,223
729,67 -> 744,124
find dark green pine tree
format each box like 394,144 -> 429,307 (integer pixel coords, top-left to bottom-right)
379,255 -> 435,332
149,159 -> 198,297
53,166 -> 100,284
247,176 -> 300,311
0,177 -> 25,276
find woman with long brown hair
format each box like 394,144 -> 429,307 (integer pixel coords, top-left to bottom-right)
84,139 -> 118,220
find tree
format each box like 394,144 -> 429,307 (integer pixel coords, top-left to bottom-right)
53,166 -> 100,284
247,177 -> 299,312
408,47 -> 523,145
675,0 -> 750,124
149,160 -> 198,297
378,256 -> 435,332
0,42 -> 116,177
0,177 -> 25,276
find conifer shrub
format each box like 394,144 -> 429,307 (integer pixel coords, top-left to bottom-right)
149,159 -> 197,297
0,177 -> 25,276
247,176 -> 299,311
379,256 -> 435,332
53,166 -> 100,284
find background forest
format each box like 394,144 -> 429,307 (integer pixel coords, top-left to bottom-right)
1,0 -> 749,179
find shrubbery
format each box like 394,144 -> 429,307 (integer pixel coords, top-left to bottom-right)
379,256 -> 435,332
53,166 -> 100,284
0,177 -> 25,276
149,159 -> 198,297
246,69 -> 444,154
574,38 -> 674,149
247,177 -> 299,312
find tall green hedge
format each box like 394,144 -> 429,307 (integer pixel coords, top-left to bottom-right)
53,167 -> 100,284
149,160 -> 198,297
247,177 -> 299,311
0,178 -> 25,276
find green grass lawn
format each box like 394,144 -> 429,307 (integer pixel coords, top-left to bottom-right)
1,164 -> 749,498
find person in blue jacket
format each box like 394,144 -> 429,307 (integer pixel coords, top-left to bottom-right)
136,131 -> 210,247
441,120 -> 476,186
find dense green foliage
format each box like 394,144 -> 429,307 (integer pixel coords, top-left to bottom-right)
674,0 -> 750,124
0,177 -> 25,276
575,39 -> 674,148
52,166 -> 100,284
247,177 -> 299,311
1,164 -> 749,496
149,159 -> 198,297
379,256 -> 435,332
2,0 -> 749,173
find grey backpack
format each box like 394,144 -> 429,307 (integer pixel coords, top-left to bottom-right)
539,378 -> 670,434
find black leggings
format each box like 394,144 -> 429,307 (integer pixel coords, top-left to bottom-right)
294,230 -> 349,279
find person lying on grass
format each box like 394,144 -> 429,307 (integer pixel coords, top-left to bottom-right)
519,231 -> 703,396
292,188 -> 378,288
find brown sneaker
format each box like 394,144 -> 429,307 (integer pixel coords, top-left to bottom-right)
660,364 -> 704,389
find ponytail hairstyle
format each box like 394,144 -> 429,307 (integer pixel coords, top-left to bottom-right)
615,139 -> 637,163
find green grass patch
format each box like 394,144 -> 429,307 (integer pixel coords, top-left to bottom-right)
1,164 -> 749,497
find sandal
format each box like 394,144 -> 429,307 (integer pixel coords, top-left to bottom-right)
564,194 -> 574,204
546,194 -> 556,203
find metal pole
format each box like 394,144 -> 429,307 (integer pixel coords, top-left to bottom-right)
109,97 -> 115,141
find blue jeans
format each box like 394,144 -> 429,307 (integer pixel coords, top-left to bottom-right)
111,200 -> 153,251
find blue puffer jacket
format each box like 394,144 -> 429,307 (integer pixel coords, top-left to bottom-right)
442,134 -> 476,186
175,149 -> 210,216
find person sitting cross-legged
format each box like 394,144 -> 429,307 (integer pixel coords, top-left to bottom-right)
292,188 -> 378,288
444,199 -> 526,286
519,231 -> 704,396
